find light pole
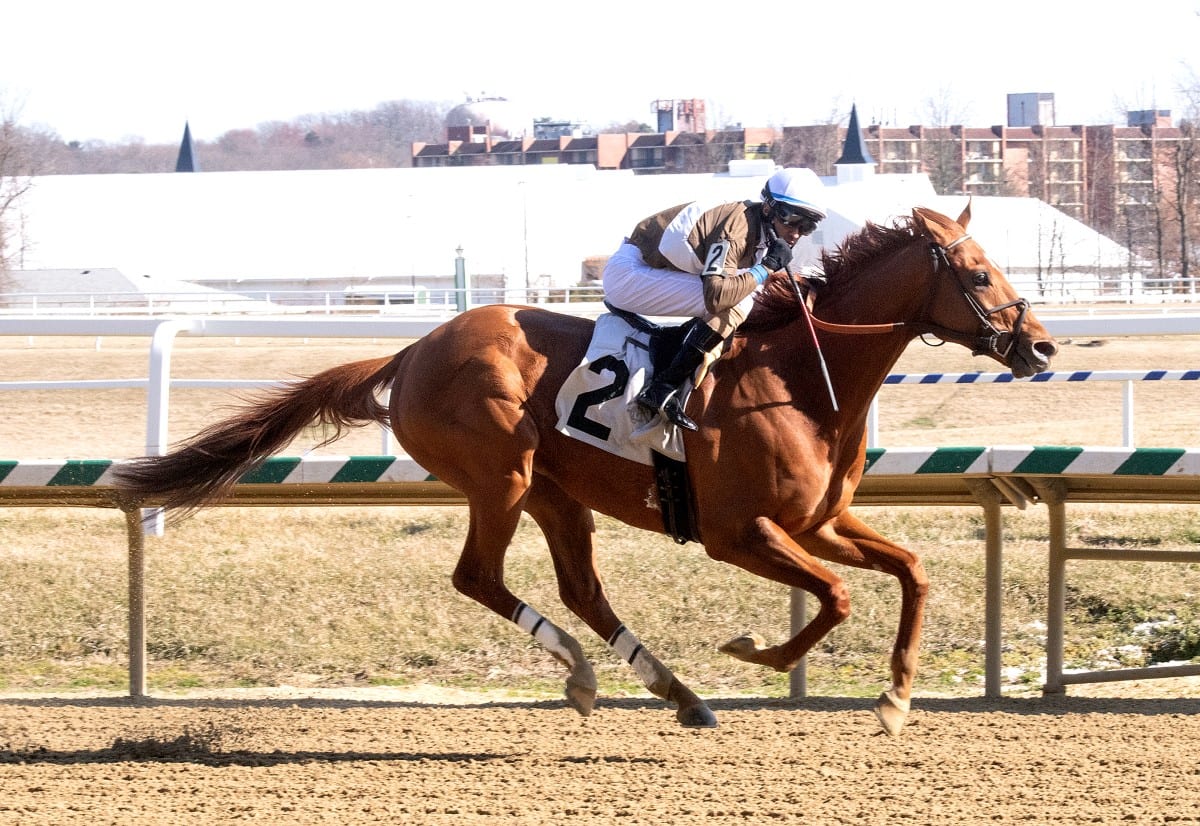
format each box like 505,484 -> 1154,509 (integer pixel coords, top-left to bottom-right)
454,245 -> 467,313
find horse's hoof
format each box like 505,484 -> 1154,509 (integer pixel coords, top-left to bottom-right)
677,703 -> 718,728
564,678 -> 596,717
717,632 -> 766,662
873,689 -> 910,736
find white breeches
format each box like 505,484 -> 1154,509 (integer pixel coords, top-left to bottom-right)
602,243 -> 757,334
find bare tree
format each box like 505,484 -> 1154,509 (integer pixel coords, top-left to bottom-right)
25,98 -> 453,175
0,98 -> 45,292
1164,70 -> 1200,291
598,120 -> 653,134
921,87 -> 973,195
772,104 -> 845,175
1034,212 -> 1059,295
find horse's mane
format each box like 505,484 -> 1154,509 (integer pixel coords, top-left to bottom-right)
822,215 -> 919,284
741,215 -> 919,333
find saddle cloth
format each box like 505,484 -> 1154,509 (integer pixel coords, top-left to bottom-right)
554,313 -> 686,465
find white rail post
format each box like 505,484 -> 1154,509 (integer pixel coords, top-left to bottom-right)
379,387 -> 393,455
1041,480 -> 1069,695
1122,380 -> 1134,447
143,319 -> 192,535
124,504 -> 147,698
788,589 -> 807,699
867,396 -> 879,448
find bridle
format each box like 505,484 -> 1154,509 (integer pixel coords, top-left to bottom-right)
805,232 -> 1029,364
917,233 -> 1029,361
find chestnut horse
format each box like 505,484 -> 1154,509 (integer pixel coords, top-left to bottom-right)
114,204 -> 1057,735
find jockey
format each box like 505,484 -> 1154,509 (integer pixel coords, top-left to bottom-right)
602,167 -> 827,431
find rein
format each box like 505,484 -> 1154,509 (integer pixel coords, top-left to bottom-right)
809,316 -> 903,335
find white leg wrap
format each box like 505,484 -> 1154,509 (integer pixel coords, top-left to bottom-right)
512,603 -> 574,666
608,625 -> 665,689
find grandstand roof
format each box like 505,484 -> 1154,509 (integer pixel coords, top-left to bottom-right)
15,163 -> 1132,297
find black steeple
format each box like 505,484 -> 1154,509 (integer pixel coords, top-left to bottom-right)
175,122 -> 199,172
834,104 -> 874,166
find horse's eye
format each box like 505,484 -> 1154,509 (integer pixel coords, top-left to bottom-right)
972,271 -> 991,288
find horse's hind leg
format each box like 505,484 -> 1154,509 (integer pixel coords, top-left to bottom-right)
449,492 -> 597,717
524,475 -> 717,728
400,337 -> 601,718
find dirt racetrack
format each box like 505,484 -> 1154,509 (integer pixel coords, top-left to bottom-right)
2,688 -> 1198,825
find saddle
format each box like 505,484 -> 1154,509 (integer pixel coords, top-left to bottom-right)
603,302 -> 700,375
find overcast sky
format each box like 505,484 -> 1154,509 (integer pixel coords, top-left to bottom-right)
3,0 -> 1198,146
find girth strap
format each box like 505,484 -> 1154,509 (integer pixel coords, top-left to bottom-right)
652,450 -> 698,545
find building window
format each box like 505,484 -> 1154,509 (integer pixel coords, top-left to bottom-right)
630,147 -> 665,169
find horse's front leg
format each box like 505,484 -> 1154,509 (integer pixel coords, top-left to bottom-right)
708,514 -> 928,736
810,511 -> 929,736
708,517 -> 852,673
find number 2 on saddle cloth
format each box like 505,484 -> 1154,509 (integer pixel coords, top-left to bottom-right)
554,311 -> 701,543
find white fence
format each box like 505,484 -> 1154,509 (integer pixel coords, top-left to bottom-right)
0,286 -> 612,318
2,279 -> 1199,317
868,368 -> 1200,448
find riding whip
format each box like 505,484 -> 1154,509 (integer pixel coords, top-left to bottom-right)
767,221 -> 840,413
789,274 -> 839,413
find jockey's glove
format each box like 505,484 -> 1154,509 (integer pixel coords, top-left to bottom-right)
762,238 -> 793,273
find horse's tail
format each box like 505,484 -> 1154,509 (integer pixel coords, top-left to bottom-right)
113,352 -> 404,519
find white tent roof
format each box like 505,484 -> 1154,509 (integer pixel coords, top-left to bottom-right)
15,164 -> 1132,297
5,268 -> 276,312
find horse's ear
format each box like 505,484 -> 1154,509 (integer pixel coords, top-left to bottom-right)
912,205 -> 969,247
956,198 -> 973,231
911,207 -> 930,233
912,206 -> 940,242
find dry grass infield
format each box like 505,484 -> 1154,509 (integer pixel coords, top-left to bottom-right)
1,328 -> 1199,824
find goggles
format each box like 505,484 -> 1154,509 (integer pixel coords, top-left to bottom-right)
771,202 -> 820,234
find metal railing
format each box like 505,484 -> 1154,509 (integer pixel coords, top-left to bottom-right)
0,285 -> 611,318
868,369 -> 1200,449
3,312 -> 1200,460
3,277 -> 1199,318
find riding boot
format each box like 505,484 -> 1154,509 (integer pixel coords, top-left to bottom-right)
636,322 -> 726,431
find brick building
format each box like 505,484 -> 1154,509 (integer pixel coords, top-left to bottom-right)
411,106 -> 1189,242
862,120 -> 1187,237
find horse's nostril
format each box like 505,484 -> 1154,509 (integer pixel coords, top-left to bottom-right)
1035,339 -> 1059,360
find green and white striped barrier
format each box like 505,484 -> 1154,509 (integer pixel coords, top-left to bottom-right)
861,446 -> 1200,477
0,459 -> 118,487
989,446 -> 1200,476
863,446 -> 990,475
0,456 -> 437,489
4,448 -> 1200,492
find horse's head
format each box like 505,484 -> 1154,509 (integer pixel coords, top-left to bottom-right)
747,204 -> 1058,378
910,203 -> 1058,378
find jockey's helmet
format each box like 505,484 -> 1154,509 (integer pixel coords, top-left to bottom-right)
761,168 -> 827,226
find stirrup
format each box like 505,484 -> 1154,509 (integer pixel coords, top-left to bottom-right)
638,383 -> 698,431
635,381 -> 672,416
